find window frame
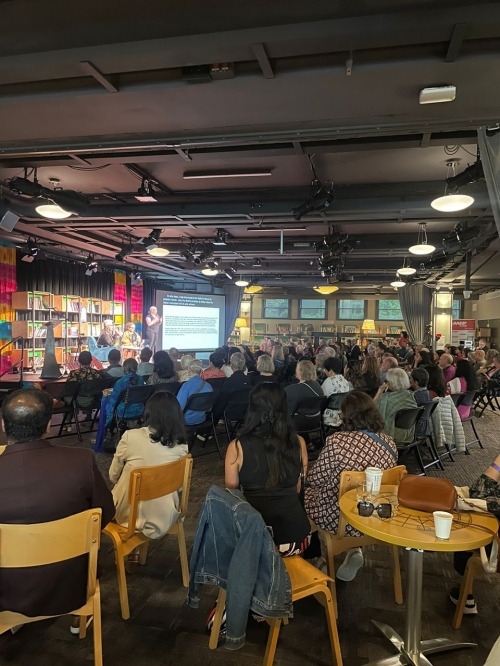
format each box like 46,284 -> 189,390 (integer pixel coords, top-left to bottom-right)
377,299 -> 404,321
262,298 -> 290,319
299,298 -> 327,320
336,299 -> 366,320
452,299 -> 462,320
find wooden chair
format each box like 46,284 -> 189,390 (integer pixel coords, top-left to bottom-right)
209,556 -> 342,666
0,509 -> 103,665
452,553 -> 498,629
315,465 -> 407,617
103,455 -> 193,620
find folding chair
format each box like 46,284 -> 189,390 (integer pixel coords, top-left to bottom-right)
112,385 -> 153,435
44,381 -> 82,441
184,391 -> 222,458
394,407 -> 425,474
223,388 -> 252,441
413,401 -> 444,472
78,378 -> 112,431
291,396 -> 328,446
151,381 -> 181,395
476,379 -> 500,417
0,509 -> 103,665
206,377 -> 226,390
104,456 -> 193,620
456,391 -> 484,453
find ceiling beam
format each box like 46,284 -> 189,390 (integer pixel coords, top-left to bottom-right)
79,61 -> 119,93
445,23 -> 469,63
252,43 -> 274,79
175,147 -> 192,161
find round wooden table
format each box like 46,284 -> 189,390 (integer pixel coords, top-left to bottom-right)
339,485 -> 498,666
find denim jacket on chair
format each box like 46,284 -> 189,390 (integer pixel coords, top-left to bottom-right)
188,485 -> 292,650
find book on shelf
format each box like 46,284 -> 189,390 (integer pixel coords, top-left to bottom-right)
28,296 -> 49,310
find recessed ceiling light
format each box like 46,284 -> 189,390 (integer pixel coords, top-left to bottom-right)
36,204 -> 72,219
431,194 -> 474,212
147,247 -> 170,257
183,170 -> 272,179
419,85 -> 456,105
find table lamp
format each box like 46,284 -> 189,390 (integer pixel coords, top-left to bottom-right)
362,319 -> 376,332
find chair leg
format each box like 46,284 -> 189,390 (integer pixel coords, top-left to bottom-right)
58,411 -> 69,437
442,441 -> 455,463
427,435 -> 445,471
413,445 -> 426,476
74,404 -> 83,442
323,534 -> 338,619
114,542 -> 130,620
177,521 -> 190,587
93,582 -> 103,666
79,614 -> 88,639
263,618 -> 282,666
471,419 -> 484,449
209,588 -> 227,649
452,557 -> 481,630
224,416 -> 231,443
316,585 -> 343,666
391,545 -> 403,605
138,541 -> 149,566
212,418 -> 223,459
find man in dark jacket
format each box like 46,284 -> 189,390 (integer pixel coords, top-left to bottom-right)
0,388 -> 115,618
212,352 -> 252,424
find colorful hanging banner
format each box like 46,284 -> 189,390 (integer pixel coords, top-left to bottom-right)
114,269 -> 127,303
0,243 -> 17,373
131,279 -> 143,335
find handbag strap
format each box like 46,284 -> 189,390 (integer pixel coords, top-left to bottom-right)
303,381 -> 321,397
361,430 -> 398,462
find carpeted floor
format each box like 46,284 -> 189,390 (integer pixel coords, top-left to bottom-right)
0,409 -> 499,666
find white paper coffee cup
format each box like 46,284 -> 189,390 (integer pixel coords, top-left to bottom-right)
365,467 -> 383,494
433,511 -> 453,540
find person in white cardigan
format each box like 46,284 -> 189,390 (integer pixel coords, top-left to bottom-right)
109,392 -> 189,542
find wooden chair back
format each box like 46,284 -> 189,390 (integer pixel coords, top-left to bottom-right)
337,465 -> 407,537
125,455 -> 193,541
0,509 -> 101,601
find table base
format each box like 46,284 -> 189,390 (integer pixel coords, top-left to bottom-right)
363,548 -> 476,666
364,621 -> 476,666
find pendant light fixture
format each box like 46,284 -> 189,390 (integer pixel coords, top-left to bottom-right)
431,160 -> 474,212
35,203 -> 72,219
397,256 -> 417,276
391,278 -> 406,288
147,246 -> 170,257
235,276 -> 249,287
409,223 -> 435,256
313,285 -> 339,294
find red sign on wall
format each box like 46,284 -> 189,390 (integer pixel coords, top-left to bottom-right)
452,319 -> 475,331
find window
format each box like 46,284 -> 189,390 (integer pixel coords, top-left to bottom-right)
452,299 -> 462,320
300,299 -> 326,319
337,299 -> 365,320
263,298 -> 289,318
378,299 -> 403,321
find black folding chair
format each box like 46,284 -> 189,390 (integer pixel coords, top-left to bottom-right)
183,391 -> 221,458
414,401 -> 444,472
456,390 -> 483,453
112,385 -> 153,435
291,396 -> 328,446
223,388 -> 252,442
475,379 -> 500,417
394,407 -> 425,475
450,392 -> 463,407
44,381 -> 82,442
206,377 -> 226,391
78,378 -> 112,431
151,381 -> 182,395
359,386 -> 379,398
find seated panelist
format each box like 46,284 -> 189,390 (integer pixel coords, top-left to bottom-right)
121,321 -> 142,347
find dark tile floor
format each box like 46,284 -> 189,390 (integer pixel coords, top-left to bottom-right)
0,411 -> 499,666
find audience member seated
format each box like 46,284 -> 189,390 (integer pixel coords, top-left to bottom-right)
361,356 -> 381,388
168,347 -> 181,370
305,391 -> 398,581
315,351 -> 329,385
482,354 -> 500,387
434,349 -> 445,362
398,330 -> 409,347
374,367 -> 418,443
380,355 -> 399,382
212,352 -> 252,424
481,349 -> 499,378
348,340 -> 362,361
177,354 -> 194,383
322,356 -> 350,397
410,367 -> 432,439
451,452 -> 500,614
225,383 -> 311,556
345,360 -> 366,389
121,321 -> 141,347
472,349 -> 486,374
439,353 -> 456,383
102,348 -> 125,379
477,338 -> 489,353
109,393 -> 189,545
426,364 -> 447,398
272,343 -> 285,373
284,360 -> 323,414
176,359 -> 213,426
104,358 -> 145,426
66,350 -> 102,409
147,350 -> 177,385
448,359 -> 480,419
251,354 -> 278,386
0,389 -> 114,624
137,347 -> 154,376
414,350 -> 434,368
201,352 -> 226,380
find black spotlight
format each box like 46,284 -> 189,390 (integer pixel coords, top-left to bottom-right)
85,255 -> 98,276
292,186 -> 334,221
178,247 -> 194,261
213,229 -> 228,246
252,258 -> 262,268
21,239 -> 39,263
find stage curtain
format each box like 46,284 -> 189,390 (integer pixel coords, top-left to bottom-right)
224,284 -> 243,343
0,243 -> 17,373
478,127 -> 500,238
16,254 -> 115,299
143,279 -> 156,324
398,284 -> 432,345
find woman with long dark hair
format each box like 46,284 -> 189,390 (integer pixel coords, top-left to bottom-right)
449,359 -> 480,419
225,383 -> 310,554
426,364 -> 447,398
110,393 -> 189,555
147,350 -> 177,385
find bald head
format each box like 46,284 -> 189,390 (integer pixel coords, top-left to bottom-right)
381,356 -> 399,372
2,388 -> 53,442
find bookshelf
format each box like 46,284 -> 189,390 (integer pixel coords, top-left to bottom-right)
11,292 -> 127,369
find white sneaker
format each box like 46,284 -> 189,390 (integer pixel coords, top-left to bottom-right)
336,548 -> 364,581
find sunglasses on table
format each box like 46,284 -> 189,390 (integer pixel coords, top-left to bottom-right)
357,501 -> 393,519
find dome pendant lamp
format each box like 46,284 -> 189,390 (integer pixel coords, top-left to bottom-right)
431,160 -> 474,212
409,223 -> 435,256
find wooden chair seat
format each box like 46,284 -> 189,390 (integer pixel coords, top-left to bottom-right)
452,553 -> 496,629
209,556 -> 342,666
103,455 -> 193,620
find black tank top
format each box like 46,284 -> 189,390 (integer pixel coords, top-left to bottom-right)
238,435 -> 310,545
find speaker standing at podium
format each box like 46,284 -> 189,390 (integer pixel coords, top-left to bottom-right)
145,306 -> 162,353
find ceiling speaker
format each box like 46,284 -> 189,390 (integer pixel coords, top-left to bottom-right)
0,210 -> 20,232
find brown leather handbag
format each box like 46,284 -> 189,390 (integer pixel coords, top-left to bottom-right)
397,474 -> 457,513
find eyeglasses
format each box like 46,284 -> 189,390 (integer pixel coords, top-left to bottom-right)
357,501 -> 393,519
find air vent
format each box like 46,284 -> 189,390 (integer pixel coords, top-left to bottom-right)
485,290 -> 500,300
